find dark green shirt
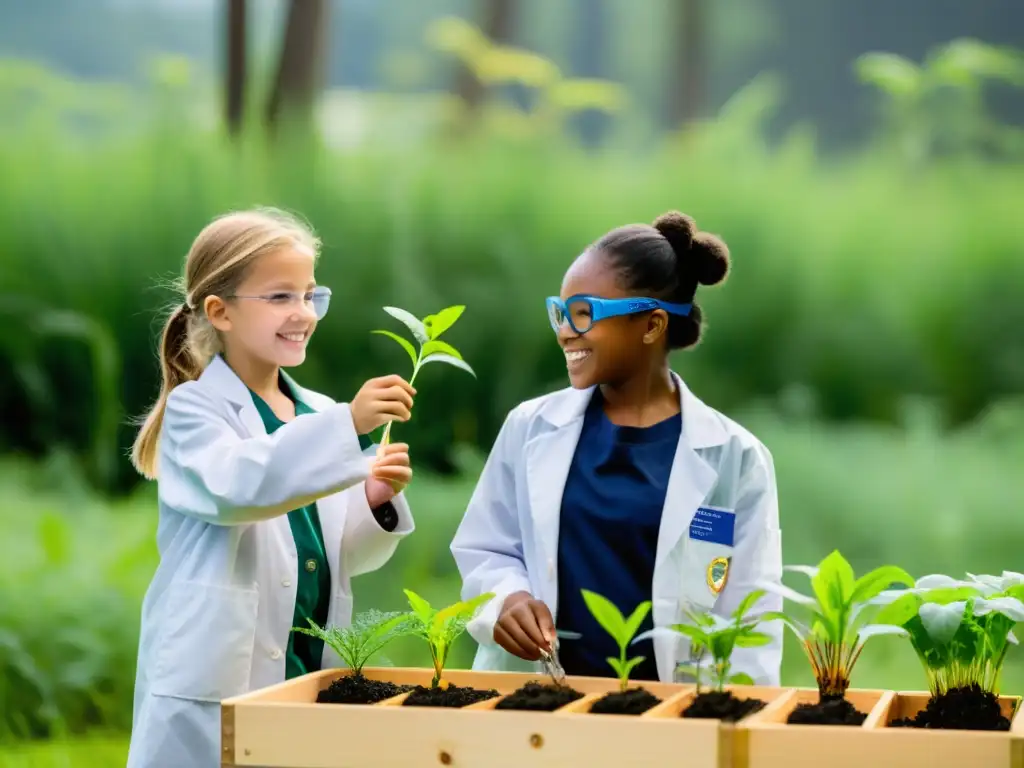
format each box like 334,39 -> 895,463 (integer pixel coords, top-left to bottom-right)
249,384 -> 334,679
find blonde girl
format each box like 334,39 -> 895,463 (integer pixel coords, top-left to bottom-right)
126,208 -> 417,768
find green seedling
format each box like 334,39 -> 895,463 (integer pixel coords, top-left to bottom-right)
636,590 -> 775,693
401,589 -> 494,688
756,550 -> 914,700
873,571 -> 1024,696
581,589 -> 651,693
292,609 -> 412,677
372,305 -> 475,446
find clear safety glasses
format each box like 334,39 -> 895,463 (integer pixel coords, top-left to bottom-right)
228,286 -> 333,320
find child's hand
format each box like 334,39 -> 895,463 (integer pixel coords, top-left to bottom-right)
364,442 -> 412,509
351,375 -> 416,435
494,591 -> 556,661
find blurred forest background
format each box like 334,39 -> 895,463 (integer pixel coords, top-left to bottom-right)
1,0 -> 1023,764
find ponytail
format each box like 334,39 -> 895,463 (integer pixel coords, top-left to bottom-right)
130,304 -> 204,480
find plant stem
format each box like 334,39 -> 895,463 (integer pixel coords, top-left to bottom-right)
380,351 -> 423,447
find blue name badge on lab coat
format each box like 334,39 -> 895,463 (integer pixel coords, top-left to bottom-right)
688,507 -> 736,547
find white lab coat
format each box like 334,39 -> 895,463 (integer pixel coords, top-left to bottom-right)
126,355 -> 414,768
450,372 -> 783,685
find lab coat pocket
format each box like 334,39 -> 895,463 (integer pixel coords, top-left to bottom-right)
679,506 -> 737,612
150,581 -> 259,702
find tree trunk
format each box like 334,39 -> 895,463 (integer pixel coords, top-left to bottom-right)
265,0 -> 330,132
224,0 -> 247,136
668,0 -> 705,128
454,0 -> 517,111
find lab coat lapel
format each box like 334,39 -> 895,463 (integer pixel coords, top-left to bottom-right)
198,354 -> 267,437
652,374 -> 729,681
655,373 -> 728,569
524,388 -> 591,610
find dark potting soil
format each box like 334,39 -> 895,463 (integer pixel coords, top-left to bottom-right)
316,674 -> 410,705
682,690 -> 766,723
494,681 -> 585,712
401,683 -> 500,708
589,687 -> 662,716
786,696 -> 866,726
888,685 -> 1011,731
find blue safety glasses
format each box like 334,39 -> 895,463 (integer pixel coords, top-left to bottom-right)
546,294 -> 692,335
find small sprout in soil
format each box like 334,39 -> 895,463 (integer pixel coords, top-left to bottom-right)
756,550 -> 914,725
294,610 -> 413,704
372,305 -> 475,446
581,590 -> 661,715
637,589 -> 775,722
494,681 -> 585,712
873,571 -> 1024,730
581,590 -> 652,693
401,588 -> 494,689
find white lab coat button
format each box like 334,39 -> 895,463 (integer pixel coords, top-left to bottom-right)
271,648 -> 282,660
281,578 -> 291,587
548,560 -> 555,578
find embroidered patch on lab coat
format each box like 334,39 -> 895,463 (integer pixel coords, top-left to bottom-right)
707,556 -> 731,594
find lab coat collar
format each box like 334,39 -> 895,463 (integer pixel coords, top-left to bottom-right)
533,370 -> 729,449
198,355 -> 334,435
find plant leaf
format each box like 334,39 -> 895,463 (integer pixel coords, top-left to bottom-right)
371,330 -> 417,368
423,305 -> 465,339
733,589 -> 766,620
919,601 -> 968,646
873,593 -> 922,627
734,631 -> 773,648
755,580 -> 817,607
622,656 -> 645,676
857,623 -> 910,642
850,565 -> 915,605
973,597 -> 1024,622
623,601 -> 652,641
784,565 -> 820,579
582,590 -> 628,645
421,339 -> 462,360
403,589 -> 434,623
383,306 -> 428,344
729,672 -> 755,686
420,353 -> 476,377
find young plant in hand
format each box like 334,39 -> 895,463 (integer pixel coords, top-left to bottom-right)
372,305 -> 475,446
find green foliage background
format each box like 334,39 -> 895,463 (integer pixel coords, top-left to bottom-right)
1,30 -> 1023,767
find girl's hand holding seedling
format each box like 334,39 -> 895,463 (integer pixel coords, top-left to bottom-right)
351,374 -> 416,435
365,442 -> 412,508
495,591 -> 556,661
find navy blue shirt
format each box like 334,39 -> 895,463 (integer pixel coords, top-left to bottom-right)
555,391 -> 682,681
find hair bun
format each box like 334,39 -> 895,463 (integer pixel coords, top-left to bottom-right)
653,210 -> 729,287
652,211 -> 696,255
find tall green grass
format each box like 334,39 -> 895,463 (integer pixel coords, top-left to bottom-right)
3,403 -> 1023,742
0,96 -> 1022,491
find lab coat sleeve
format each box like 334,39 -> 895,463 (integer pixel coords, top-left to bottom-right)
450,412 -> 532,648
712,441 -> 784,686
341,486 -> 415,577
159,382 -> 369,525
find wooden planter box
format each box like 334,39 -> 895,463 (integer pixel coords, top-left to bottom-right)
221,667 -> 787,767
737,688 -> 1024,768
